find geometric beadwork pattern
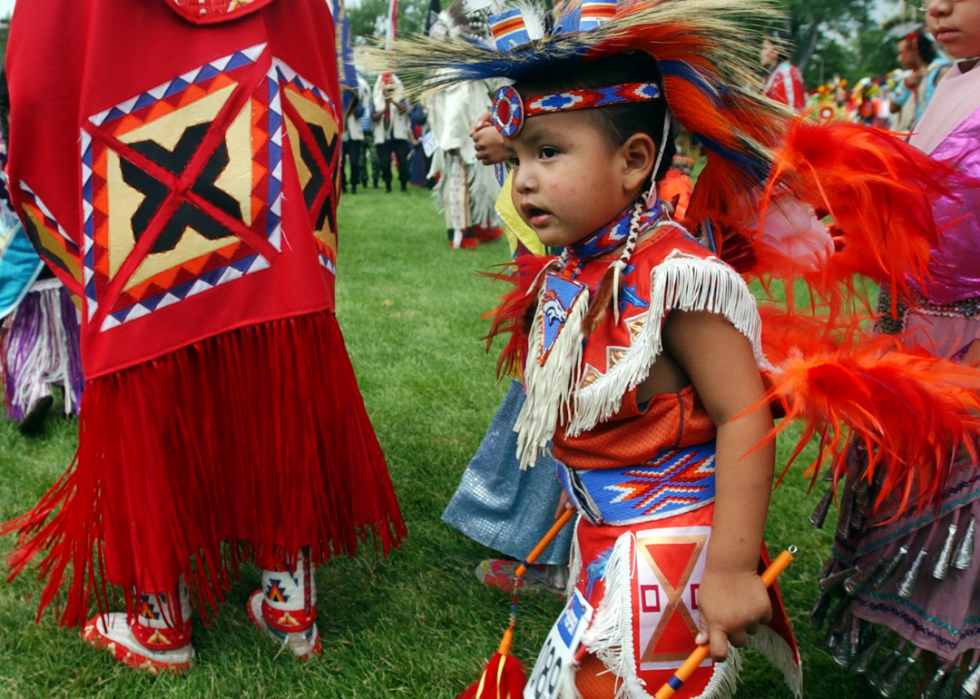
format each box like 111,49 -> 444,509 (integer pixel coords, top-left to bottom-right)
635,527 -> 709,669
275,59 -> 340,274
602,442 -> 716,521
78,45 -> 339,331
16,181 -> 83,292
81,44 -> 276,329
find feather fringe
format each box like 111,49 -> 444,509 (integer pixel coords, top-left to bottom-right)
515,281 -> 590,469
757,119 -> 958,314
481,254 -> 557,380
358,0 -> 779,103
567,252 -> 769,437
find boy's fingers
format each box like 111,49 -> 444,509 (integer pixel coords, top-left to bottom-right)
745,621 -> 761,636
761,606 -> 773,626
709,628 -> 728,660
728,628 -> 748,649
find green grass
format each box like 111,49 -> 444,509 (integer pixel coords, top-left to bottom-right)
0,184 -> 900,698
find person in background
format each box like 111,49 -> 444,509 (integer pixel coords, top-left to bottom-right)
372,73 -> 411,193
890,30 -> 951,129
761,29 -> 807,110
814,0 -> 980,693
342,72 -> 372,195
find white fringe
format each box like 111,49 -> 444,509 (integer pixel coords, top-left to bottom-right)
746,626 -> 802,698
566,252 -> 772,437
579,533 -> 643,699
3,285 -> 79,416
431,153 -> 501,230
468,159 -> 502,228
695,646 -> 742,699
515,282 -> 589,470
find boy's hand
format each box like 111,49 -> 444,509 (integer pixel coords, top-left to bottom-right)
694,569 -> 772,661
470,112 -> 509,165
554,489 -> 573,519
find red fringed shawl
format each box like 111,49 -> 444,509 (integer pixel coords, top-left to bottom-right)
3,0 -> 405,626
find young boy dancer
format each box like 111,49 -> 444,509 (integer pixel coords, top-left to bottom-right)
2,0 -> 405,673
370,0 -> 975,695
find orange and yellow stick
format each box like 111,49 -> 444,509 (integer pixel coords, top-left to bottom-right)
653,546 -> 797,699
458,509 -> 577,699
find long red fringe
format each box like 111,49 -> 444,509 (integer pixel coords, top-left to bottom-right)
2,310 -> 406,627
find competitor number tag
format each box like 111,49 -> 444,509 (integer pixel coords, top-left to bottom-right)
422,131 -> 438,157
524,589 -> 594,699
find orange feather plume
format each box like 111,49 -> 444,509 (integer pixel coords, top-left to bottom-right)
756,337 -> 980,515
760,119 -> 957,311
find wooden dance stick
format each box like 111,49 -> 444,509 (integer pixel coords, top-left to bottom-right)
514,508 -> 576,578
653,546 -> 797,699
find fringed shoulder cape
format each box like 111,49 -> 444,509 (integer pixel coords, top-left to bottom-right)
2,0 -> 405,626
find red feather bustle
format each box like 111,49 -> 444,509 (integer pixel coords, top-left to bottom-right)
756,119 -> 957,313
752,335 -> 980,517
716,118 -> 979,515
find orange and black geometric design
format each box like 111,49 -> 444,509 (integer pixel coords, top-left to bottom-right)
16,182 -> 82,295
276,60 -> 341,275
78,44 -> 340,332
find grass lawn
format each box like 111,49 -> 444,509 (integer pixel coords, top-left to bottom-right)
0,183 -> 904,698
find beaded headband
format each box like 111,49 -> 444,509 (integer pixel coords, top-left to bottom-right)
491,82 -> 662,138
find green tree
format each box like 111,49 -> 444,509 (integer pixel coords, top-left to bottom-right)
348,0 -> 429,39
0,15 -> 9,62
774,0 -> 926,87
776,0 -> 877,73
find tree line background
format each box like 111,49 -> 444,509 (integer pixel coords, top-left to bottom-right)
346,0 -> 926,88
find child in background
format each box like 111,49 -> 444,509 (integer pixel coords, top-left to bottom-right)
441,115 -> 571,597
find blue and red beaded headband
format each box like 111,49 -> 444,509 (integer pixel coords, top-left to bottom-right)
491,82 -> 662,138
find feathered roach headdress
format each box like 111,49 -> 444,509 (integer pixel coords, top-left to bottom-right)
362,0 -> 790,221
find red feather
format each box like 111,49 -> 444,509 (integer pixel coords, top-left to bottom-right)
759,119 -> 957,312
482,254 -> 556,380
457,653 -> 527,699
755,339 -> 980,515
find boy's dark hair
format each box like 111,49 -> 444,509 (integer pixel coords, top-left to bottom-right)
513,52 -> 676,182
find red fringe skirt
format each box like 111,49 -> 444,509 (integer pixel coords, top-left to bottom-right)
3,309 -> 406,626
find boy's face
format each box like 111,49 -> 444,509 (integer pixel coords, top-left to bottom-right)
505,109 -> 639,249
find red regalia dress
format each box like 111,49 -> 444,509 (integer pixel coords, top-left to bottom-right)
2,0 -> 406,628
502,206 -> 800,699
